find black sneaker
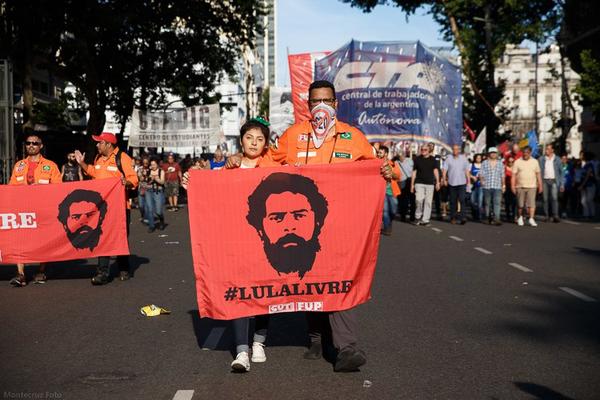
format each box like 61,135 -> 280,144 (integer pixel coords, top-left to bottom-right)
119,271 -> 130,281
421,221 -> 431,227
10,273 -> 27,287
148,227 -> 155,233
303,342 -> 322,360
91,273 -> 110,286
334,346 -> 366,372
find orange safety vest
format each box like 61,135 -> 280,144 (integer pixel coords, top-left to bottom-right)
9,155 -> 61,185
263,120 -> 376,166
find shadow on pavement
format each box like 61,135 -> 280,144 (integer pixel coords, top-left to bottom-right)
513,382 -> 575,400
573,247 -> 600,259
188,310 -> 311,355
0,254 -> 150,281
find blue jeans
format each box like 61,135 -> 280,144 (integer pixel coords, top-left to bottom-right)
471,186 -> 483,220
483,188 -> 502,221
542,179 -> 559,218
145,190 -> 165,229
383,194 -> 398,230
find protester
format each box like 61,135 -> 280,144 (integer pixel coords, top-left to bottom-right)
74,132 -> 138,284
538,144 -> 564,222
434,149 -> 449,220
179,154 -> 193,173
579,151 -> 597,219
504,143 -> 523,162
145,158 -> 166,233
442,144 -> 470,224
395,151 -> 415,222
8,133 -> 61,286
470,154 -> 483,221
61,152 -> 83,182
162,153 -> 182,211
479,147 -> 505,225
377,145 -> 401,235
511,146 -> 542,227
137,157 -> 150,224
225,80 -> 390,372
504,156 -> 517,222
559,155 -> 573,218
411,144 -> 440,226
210,147 -> 227,170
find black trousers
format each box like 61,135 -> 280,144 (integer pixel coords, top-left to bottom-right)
398,182 -> 415,220
306,309 -> 358,351
98,209 -> 131,274
448,185 -> 466,221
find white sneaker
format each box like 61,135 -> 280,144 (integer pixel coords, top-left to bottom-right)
528,218 -> 538,227
231,351 -> 250,372
251,342 -> 266,363
517,216 -> 524,226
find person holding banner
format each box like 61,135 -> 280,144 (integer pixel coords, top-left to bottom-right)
227,80 -> 393,372
8,133 -> 61,286
74,132 -> 138,284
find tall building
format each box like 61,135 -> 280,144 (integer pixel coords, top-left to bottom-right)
495,44 -> 582,155
255,0 -> 277,88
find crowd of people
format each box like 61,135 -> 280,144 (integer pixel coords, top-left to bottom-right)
387,142 -> 599,234
5,79 -> 599,375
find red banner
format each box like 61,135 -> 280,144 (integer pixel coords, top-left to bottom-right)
188,160 -> 385,320
0,178 -> 129,264
288,51 -> 330,123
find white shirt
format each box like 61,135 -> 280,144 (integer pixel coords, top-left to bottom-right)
544,155 -> 555,180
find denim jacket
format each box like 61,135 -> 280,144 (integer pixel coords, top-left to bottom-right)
539,155 -> 564,188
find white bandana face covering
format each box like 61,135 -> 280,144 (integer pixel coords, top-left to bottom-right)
310,102 -> 336,149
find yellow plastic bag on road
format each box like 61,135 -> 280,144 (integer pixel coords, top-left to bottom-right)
140,304 -> 171,317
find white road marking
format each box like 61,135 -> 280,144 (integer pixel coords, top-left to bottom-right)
431,227 -> 442,233
173,390 -> 195,400
508,262 -> 533,272
562,220 -> 581,226
559,287 -> 597,302
594,226 -> 600,230
449,236 -> 464,242
474,247 -> 493,255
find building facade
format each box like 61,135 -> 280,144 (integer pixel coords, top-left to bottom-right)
495,44 -> 582,156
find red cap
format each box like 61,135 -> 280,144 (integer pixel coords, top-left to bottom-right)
92,132 -> 117,144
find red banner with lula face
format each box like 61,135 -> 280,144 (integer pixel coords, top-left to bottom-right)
0,178 -> 128,264
188,160 -> 385,320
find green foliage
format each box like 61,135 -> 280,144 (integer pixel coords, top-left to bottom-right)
31,93 -> 73,130
2,0 -> 267,134
575,49 -> 600,121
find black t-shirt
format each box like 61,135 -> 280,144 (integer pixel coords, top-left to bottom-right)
414,155 -> 437,185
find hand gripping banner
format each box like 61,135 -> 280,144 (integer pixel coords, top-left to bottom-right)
188,160 -> 385,320
0,178 -> 129,264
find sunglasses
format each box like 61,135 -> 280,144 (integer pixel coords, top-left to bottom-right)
25,141 -> 41,146
308,98 -> 335,105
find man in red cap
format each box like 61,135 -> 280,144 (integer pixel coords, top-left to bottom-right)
74,132 -> 138,285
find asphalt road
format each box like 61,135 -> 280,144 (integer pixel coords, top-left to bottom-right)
1,208 -> 599,400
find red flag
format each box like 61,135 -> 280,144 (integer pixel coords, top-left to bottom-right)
0,178 -> 129,264
288,51 -> 330,123
463,120 -> 476,141
188,160 -> 385,320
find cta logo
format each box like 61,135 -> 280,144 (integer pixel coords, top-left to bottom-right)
333,61 -> 439,92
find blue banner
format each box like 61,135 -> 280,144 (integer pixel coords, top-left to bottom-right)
315,40 -> 462,149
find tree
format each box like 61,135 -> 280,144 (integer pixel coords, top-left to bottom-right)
575,50 -> 600,122
341,0 -> 559,145
0,0 -> 66,131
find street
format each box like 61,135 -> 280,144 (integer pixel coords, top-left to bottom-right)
1,210 -> 599,400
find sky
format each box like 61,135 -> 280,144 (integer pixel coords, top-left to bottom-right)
276,0 -> 453,86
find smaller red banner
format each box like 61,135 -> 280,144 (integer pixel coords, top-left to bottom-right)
0,178 -> 129,264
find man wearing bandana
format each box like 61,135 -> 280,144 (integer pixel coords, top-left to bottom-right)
228,80 -> 397,372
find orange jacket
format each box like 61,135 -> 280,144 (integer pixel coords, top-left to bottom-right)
386,160 -> 401,197
85,147 -> 139,188
263,120 -> 376,166
9,155 -> 61,185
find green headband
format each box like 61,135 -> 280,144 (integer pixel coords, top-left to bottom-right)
250,117 -> 270,127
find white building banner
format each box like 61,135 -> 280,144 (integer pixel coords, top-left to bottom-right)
128,105 -> 221,148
